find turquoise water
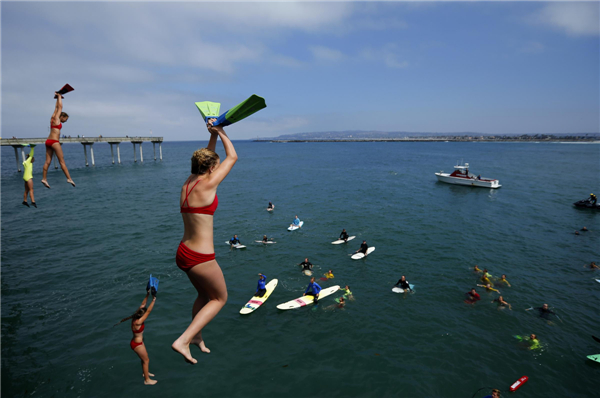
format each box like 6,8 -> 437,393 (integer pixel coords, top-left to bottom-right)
2,141 -> 599,397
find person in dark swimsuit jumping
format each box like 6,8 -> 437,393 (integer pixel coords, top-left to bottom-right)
41,92 -> 75,188
172,119 -> 237,364
115,290 -> 157,385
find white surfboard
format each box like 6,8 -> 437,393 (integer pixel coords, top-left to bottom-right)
331,236 -> 356,245
240,279 -> 278,314
392,284 -> 415,293
351,247 -> 375,260
288,221 -> 304,231
302,269 -> 313,276
276,285 -> 340,310
267,205 -> 275,212
596,279 -> 600,284
255,240 -> 276,244
225,242 -> 246,249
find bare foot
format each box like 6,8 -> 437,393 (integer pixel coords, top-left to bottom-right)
67,179 -> 76,187
171,340 -> 197,364
191,337 -> 211,353
41,180 -> 51,189
144,379 -> 158,385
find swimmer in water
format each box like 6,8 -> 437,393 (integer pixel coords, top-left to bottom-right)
477,283 -> 500,293
483,389 -> 501,398
498,274 -> 511,287
473,265 -> 482,273
299,258 -> 313,273
324,270 -> 334,279
492,295 -> 512,310
583,262 -> 599,269
581,226 -> 588,231
482,269 -> 492,278
336,296 -> 346,307
115,290 -> 158,385
514,334 -> 540,350
534,303 -> 556,320
480,273 -> 493,286
465,288 -> 481,304
42,92 -> 75,188
575,230 -> 580,235
22,145 -> 37,208
340,285 -> 352,299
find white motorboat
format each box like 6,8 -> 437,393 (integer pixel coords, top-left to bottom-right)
435,162 -> 501,189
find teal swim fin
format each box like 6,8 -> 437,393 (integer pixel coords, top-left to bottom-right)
147,274 -> 159,296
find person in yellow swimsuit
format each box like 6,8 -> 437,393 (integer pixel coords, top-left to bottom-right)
22,145 -> 37,208
477,283 -> 500,293
324,270 -> 334,279
498,274 -> 511,287
480,274 -> 493,286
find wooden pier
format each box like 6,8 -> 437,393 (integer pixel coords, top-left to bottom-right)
1,136 -> 163,172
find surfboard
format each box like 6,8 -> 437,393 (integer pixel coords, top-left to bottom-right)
586,354 -> 600,363
288,221 -> 304,231
351,247 -> 375,260
596,279 -> 600,284
239,279 -> 278,314
267,205 -> 275,211
54,84 -> 74,99
255,241 -> 276,244
276,285 -> 340,310
225,242 -> 246,249
332,236 -> 356,244
302,270 -> 313,276
392,284 -> 415,293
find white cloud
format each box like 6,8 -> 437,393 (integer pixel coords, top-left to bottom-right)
535,2 -> 599,36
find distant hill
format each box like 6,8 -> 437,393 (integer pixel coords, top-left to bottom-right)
263,131 -> 599,140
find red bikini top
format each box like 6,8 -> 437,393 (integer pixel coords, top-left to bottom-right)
180,180 -> 218,215
51,123 -> 62,130
132,322 -> 145,333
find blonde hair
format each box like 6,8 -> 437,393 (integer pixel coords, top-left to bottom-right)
191,148 -> 219,175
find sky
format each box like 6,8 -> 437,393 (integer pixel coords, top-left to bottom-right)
1,1 -> 599,140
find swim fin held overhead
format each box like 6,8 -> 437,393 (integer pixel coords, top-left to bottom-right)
147,274 -> 159,296
195,94 -> 266,127
54,84 -> 74,99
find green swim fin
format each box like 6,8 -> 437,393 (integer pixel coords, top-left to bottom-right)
222,94 -> 266,125
195,101 -> 221,122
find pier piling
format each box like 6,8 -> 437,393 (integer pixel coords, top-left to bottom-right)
12,146 -> 21,172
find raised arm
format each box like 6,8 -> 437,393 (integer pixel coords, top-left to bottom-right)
52,93 -> 63,121
206,119 -> 218,151
139,292 -> 149,309
137,296 -> 157,324
206,124 -> 238,187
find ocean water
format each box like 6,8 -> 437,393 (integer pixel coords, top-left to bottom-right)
1,140 -> 599,398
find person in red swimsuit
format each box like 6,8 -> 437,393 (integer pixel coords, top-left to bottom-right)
171,119 -> 237,365
41,92 -> 75,188
115,290 -> 157,385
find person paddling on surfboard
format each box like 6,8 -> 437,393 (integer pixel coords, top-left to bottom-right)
303,277 -> 321,303
115,289 -> 158,385
255,273 -> 267,298
394,276 -> 413,292
267,201 -> 274,210
290,215 -> 301,228
299,258 -> 313,273
229,235 -> 241,246
42,91 -> 75,188
262,235 -> 273,243
340,229 -> 349,242
354,241 -> 368,255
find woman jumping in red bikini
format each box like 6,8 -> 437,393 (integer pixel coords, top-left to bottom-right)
41,92 -> 75,188
171,120 -> 237,364
115,291 -> 158,385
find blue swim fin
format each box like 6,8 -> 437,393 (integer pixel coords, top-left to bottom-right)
195,95 -> 266,127
147,274 -> 159,296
